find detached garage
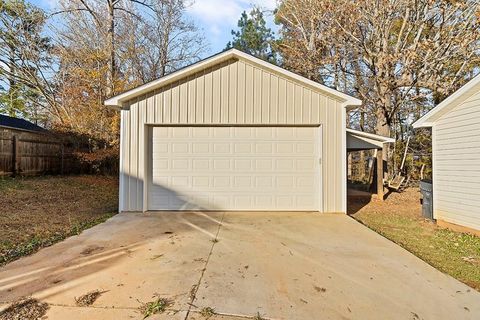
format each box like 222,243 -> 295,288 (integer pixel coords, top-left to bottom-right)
413,74 -> 480,235
105,49 -> 361,213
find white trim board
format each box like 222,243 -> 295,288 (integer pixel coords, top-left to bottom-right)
105,49 -> 362,110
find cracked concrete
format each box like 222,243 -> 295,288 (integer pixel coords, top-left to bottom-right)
1,211 -> 479,319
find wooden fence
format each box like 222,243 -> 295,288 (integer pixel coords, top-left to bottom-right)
0,129 -> 77,176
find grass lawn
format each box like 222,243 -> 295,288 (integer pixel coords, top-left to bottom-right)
349,188 -> 480,291
0,175 -> 118,265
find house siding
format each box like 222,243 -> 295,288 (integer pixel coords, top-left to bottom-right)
119,58 -> 345,213
433,90 -> 480,230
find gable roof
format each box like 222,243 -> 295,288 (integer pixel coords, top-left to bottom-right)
104,49 -> 362,109
413,74 -> 480,128
0,114 -> 46,133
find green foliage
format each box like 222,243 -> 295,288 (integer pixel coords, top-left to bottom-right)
227,7 -> 278,64
199,306 -> 216,318
0,0 -> 51,121
140,297 -> 172,319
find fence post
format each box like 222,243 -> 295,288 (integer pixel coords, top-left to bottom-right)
61,143 -> 64,175
12,135 -> 20,176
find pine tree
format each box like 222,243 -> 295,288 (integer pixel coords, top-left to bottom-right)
226,8 -> 277,64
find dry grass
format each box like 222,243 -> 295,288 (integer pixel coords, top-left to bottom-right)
349,188 -> 480,291
0,298 -> 49,320
253,312 -> 266,320
0,175 -> 118,265
75,290 -> 105,307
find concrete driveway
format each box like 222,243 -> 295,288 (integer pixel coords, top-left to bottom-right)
0,212 -> 479,320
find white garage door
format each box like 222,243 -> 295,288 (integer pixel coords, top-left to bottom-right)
148,126 -> 322,211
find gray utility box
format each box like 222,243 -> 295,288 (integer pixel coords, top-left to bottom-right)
420,180 -> 433,220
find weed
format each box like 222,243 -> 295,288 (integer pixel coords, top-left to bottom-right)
139,297 -> 172,319
189,284 -> 198,301
199,306 -> 215,318
253,312 -> 266,320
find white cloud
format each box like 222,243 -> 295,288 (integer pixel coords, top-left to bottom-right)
188,0 -> 242,26
188,0 -> 276,27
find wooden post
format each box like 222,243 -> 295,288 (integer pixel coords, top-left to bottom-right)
377,148 -> 384,200
12,135 -> 20,176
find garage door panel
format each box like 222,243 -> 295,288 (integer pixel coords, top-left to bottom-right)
149,126 -> 322,211
234,143 -> 252,154
192,159 -> 209,170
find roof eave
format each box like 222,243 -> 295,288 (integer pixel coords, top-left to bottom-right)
342,99 -> 362,110
104,50 -> 237,108
104,49 -> 362,109
412,120 -> 433,129
412,74 -> 480,128
346,128 -> 395,143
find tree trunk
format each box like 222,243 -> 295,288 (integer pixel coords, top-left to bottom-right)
106,1 -> 115,97
375,82 -> 392,138
375,106 -> 390,137
376,86 -> 391,165
8,44 -> 16,117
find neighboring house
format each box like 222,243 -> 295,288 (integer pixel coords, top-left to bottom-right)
413,74 -> 480,235
106,49 -> 391,213
0,114 -> 46,135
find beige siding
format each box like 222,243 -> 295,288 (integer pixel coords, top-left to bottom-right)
433,90 -> 480,230
119,58 -> 345,212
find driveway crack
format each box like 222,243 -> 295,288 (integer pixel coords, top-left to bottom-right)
185,212 -> 225,320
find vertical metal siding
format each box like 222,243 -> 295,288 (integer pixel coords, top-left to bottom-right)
119,58 -> 346,212
433,90 -> 480,230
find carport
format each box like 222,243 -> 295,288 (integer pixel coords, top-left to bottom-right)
346,129 -> 395,200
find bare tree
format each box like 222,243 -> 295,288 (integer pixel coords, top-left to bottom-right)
55,0 -> 155,97
0,0 -> 55,120
46,0 -> 207,145
119,0 -> 207,83
276,0 -> 480,137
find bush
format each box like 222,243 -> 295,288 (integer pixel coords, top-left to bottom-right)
73,147 -> 119,175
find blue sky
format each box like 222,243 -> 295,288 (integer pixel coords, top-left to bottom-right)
32,0 -> 278,56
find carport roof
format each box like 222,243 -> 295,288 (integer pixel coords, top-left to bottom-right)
347,129 -> 395,150
104,49 -> 362,109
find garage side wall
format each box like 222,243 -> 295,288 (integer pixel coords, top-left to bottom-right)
433,90 -> 480,231
119,59 -> 345,212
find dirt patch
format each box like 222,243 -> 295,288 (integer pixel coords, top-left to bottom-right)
0,298 -> 49,320
80,246 -> 105,255
75,290 -> 105,306
349,187 -> 480,291
0,175 -> 118,265
314,285 -> 326,293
